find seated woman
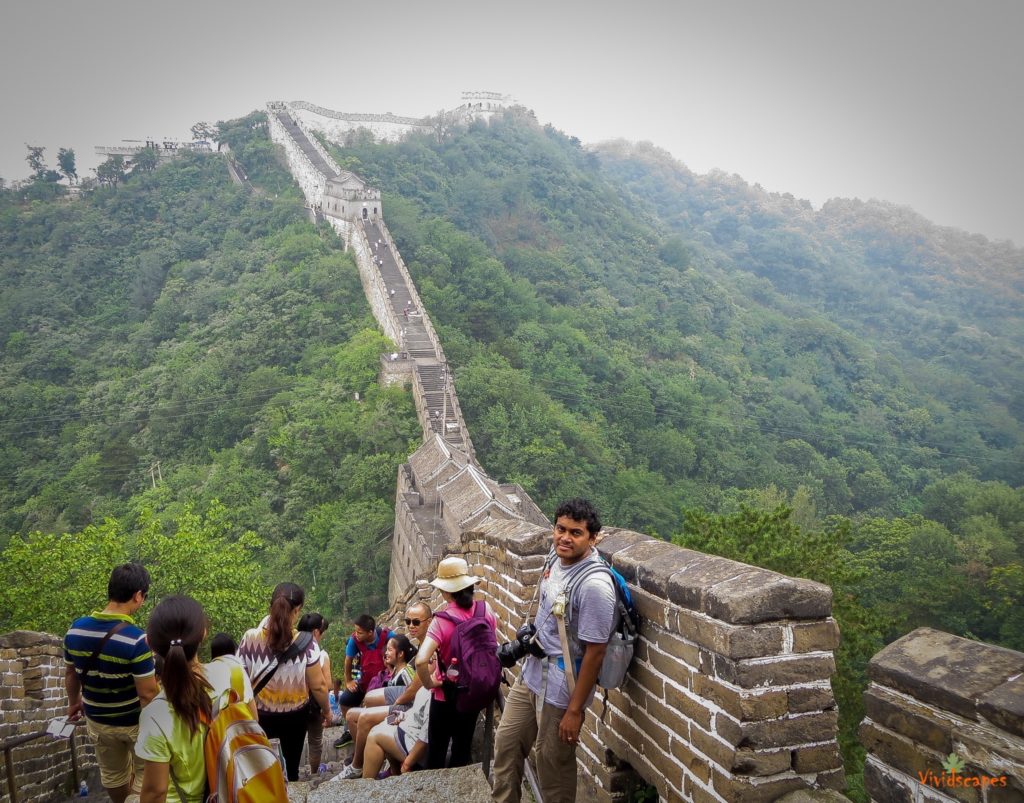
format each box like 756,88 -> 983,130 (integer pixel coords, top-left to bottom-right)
360,685 -> 432,781
336,634 -> 417,780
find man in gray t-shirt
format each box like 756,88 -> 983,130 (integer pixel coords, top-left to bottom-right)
492,498 -> 617,803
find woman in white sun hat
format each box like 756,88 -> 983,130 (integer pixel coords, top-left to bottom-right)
414,555 -> 499,769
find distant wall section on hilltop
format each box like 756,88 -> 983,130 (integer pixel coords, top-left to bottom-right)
287,100 -> 432,143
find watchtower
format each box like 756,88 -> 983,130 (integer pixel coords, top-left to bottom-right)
322,170 -> 382,222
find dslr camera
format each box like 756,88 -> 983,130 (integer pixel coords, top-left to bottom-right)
497,622 -> 546,668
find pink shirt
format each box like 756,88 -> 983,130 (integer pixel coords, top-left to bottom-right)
426,600 -> 497,701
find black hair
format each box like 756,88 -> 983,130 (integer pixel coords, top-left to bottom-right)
268,582 -> 304,653
554,498 -> 602,536
388,634 -> 417,666
210,632 -> 237,659
297,612 -> 329,634
453,585 -> 475,610
147,595 -> 212,734
108,562 -> 150,603
354,614 -> 375,632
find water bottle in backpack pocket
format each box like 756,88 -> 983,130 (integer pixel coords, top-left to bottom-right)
597,626 -> 636,688
434,601 -> 501,713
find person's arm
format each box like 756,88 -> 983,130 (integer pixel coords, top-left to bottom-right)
305,663 -> 330,714
414,636 -> 440,690
557,640 -> 607,744
135,674 -> 159,708
390,671 -> 422,708
139,760 -> 169,803
320,653 -> 334,725
65,664 -> 83,720
343,655 -> 357,692
401,739 -> 427,774
321,653 -> 333,690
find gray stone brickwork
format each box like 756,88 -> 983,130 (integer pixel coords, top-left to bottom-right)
378,520 -> 847,802
859,628 -> 1024,803
0,631 -> 96,803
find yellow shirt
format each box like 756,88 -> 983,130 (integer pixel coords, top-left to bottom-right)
135,657 -> 253,803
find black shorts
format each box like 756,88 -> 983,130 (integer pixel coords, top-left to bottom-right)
338,688 -> 365,708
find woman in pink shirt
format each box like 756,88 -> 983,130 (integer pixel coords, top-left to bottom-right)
414,556 -> 498,769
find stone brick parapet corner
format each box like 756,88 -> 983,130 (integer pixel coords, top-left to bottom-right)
860,627 -> 1024,802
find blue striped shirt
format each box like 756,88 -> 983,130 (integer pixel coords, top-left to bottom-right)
64,611 -> 155,727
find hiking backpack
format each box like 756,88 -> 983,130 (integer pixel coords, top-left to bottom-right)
204,665 -> 288,803
435,600 -> 502,713
558,552 -> 641,690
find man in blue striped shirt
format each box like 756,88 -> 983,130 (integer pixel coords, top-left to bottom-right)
64,562 -> 158,803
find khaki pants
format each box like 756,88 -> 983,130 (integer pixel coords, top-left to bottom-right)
85,717 -> 143,793
491,676 -> 578,803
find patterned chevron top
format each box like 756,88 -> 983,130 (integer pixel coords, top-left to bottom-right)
238,615 -> 322,713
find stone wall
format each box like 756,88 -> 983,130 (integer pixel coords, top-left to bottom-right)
0,631 -> 95,803
379,353 -> 415,387
859,628 -> 1024,802
328,219 -> 401,345
288,100 -> 433,143
379,519 -> 846,802
267,106 -> 327,207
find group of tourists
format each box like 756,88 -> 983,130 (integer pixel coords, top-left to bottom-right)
63,497 -> 617,803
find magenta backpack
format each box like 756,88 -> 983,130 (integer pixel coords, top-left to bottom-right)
435,601 -> 501,713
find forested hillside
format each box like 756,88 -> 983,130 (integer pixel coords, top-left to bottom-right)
1,106 -> 1021,791
325,110 -> 1023,784
0,113 -> 420,639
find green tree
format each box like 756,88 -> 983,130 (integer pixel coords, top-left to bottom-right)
57,147 -> 77,183
190,121 -> 217,142
674,506 -> 883,775
132,147 -> 160,173
0,519 -> 127,634
95,155 -> 126,187
25,144 -> 46,178
134,502 -> 270,638
0,504 -> 269,639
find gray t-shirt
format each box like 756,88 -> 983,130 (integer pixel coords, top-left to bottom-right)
521,549 -> 617,709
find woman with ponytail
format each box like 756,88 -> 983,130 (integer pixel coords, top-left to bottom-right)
136,595 -> 256,803
238,582 -> 330,782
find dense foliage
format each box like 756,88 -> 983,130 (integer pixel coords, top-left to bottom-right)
0,113 -> 420,627
325,111 -> 1023,787
2,106 -> 1021,793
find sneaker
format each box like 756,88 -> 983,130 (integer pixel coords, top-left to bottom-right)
333,730 -> 353,749
338,763 -> 362,780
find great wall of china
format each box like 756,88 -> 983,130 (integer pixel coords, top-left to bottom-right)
1,98 -> 1020,803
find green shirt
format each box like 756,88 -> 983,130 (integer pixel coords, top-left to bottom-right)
135,657 -> 252,803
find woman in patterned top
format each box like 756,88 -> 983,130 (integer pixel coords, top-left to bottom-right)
238,582 -> 330,781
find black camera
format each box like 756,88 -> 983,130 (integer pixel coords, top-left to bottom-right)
497,622 -> 546,668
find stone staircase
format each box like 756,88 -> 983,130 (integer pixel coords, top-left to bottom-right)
416,364 -> 462,447
273,111 -> 339,178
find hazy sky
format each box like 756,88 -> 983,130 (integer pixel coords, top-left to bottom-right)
2,0 -> 1021,245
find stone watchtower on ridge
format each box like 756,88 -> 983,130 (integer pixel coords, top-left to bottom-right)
322,170 -> 382,223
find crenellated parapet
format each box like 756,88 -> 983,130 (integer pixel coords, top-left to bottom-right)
859,628 -> 1024,802
0,631 -> 97,803
378,519 -> 848,802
